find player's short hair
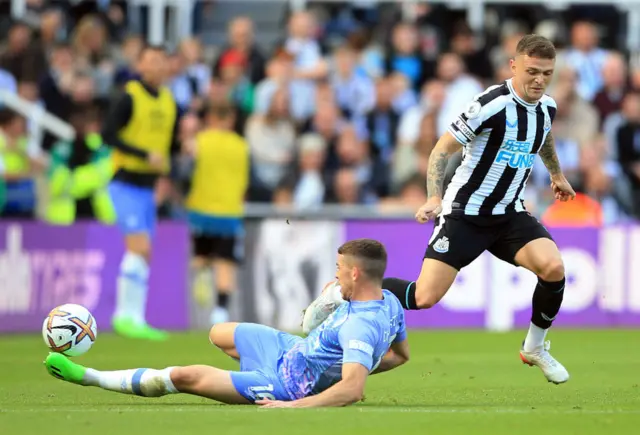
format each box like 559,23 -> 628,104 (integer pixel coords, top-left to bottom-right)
139,44 -> 167,59
516,34 -> 556,59
338,239 -> 387,283
206,102 -> 236,120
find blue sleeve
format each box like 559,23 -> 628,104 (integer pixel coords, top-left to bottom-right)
394,313 -> 407,343
338,318 -> 380,371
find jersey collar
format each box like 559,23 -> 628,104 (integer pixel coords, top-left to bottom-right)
506,79 -> 539,108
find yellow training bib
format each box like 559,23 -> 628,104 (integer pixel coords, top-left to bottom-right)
186,129 -> 249,217
113,81 -> 177,174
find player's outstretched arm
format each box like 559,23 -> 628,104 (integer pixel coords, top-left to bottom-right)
427,132 -> 463,200
539,132 -> 563,178
416,132 -> 462,223
258,363 -> 369,408
539,132 -> 576,201
371,339 -> 410,375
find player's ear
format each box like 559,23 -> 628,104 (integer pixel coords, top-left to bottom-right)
351,266 -> 358,282
510,57 -> 517,75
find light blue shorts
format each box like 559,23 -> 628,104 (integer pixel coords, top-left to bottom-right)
108,180 -> 156,235
187,211 -> 243,237
230,323 -> 302,403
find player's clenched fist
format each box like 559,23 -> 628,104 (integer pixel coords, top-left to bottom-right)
415,199 -> 443,223
550,175 -> 576,202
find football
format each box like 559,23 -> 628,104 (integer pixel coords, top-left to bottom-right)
42,304 -> 98,357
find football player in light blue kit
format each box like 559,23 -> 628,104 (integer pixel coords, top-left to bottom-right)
44,238 -> 410,408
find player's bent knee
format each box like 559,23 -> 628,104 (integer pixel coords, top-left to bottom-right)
413,282 -> 442,309
170,367 -> 197,389
538,259 -> 565,282
209,322 -> 238,349
208,325 -> 224,348
414,292 -> 439,309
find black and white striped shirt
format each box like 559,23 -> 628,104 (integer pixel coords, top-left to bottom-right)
445,78 -> 557,216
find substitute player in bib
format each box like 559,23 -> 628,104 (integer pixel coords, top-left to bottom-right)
382,35 -> 575,384
102,45 -> 180,341
44,239 -> 410,407
185,103 -> 249,325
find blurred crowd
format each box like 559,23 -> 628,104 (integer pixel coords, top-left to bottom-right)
1,0 -> 640,225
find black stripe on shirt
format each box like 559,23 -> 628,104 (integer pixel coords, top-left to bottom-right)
505,104 -> 547,212
478,103 -> 530,215
452,108 -> 506,212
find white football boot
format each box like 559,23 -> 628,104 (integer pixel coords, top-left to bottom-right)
301,281 -> 346,335
520,340 -> 570,384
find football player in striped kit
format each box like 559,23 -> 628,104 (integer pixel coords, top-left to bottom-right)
380,34 -> 575,385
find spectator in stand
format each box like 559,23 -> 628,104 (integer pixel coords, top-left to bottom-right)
393,79 -> 445,190
328,124 -> 388,203
490,27 -> 526,76
550,68 -> 599,148
330,44 -> 375,121
179,38 -> 211,108
0,21 -> 47,83
615,92 -> 640,217
449,22 -> 493,82
213,17 -> 266,85
0,109 -> 45,219
255,49 -> 315,124
388,72 -> 418,113
283,11 -> 328,83
332,168 -> 361,204
302,101 -> 342,168
0,66 -> 17,99
290,133 -> 328,210
167,51 -> 195,113
578,136 -> 628,223
361,78 -> 401,163
37,7 -> 65,56
113,34 -> 143,88
378,173 -> 428,212
593,52 -> 628,129
435,52 -> 482,137
217,49 -> 254,122
562,20 -> 608,102
71,14 -> 115,98
346,28 -> 385,79
383,22 -> 433,92
245,87 -> 296,202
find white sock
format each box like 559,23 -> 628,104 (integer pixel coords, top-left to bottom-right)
523,322 -> 549,352
83,367 -> 178,397
115,251 -> 150,325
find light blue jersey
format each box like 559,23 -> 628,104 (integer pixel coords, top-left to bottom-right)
279,289 -> 407,400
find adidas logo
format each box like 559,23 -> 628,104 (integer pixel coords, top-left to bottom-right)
433,237 -> 450,253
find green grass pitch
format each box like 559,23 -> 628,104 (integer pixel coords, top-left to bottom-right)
1,329 -> 639,435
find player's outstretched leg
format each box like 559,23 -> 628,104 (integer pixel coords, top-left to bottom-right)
383,259 -> 459,310
109,181 -> 167,341
515,238 -> 569,384
44,353 -> 249,404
